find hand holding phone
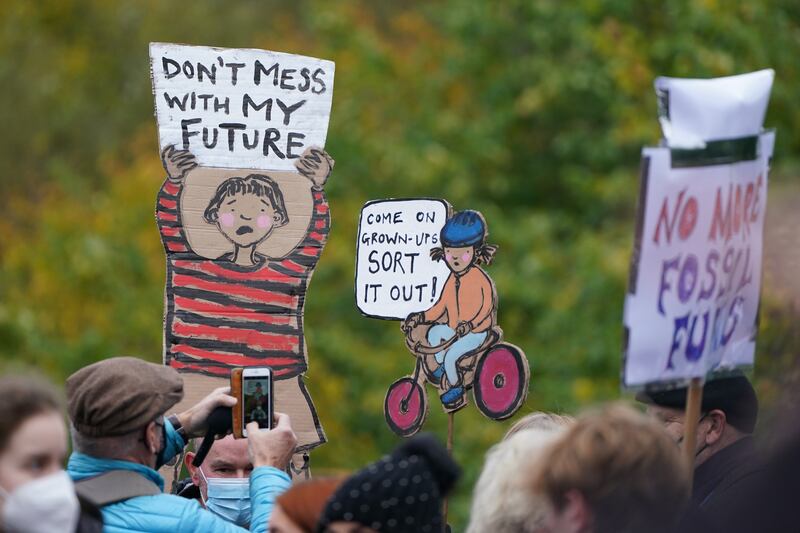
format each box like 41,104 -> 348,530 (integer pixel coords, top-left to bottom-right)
246,412 -> 297,470
231,367 -> 274,438
175,386 -> 236,439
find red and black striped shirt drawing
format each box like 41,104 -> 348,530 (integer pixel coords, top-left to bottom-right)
156,178 -> 330,379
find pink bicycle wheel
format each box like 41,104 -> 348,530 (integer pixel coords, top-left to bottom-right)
474,344 -> 529,420
384,377 -> 428,437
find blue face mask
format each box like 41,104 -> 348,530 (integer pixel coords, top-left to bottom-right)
199,468 -> 251,527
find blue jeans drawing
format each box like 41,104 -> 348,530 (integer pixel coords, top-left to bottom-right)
427,324 -> 487,387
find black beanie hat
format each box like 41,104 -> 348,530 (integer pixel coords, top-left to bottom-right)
636,370 -> 759,433
317,433 -> 460,532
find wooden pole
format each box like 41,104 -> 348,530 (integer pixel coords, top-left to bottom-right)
682,377 -> 704,484
442,412 -> 455,533
447,412 -> 455,453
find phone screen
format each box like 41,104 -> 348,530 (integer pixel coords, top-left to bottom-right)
243,375 -> 272,429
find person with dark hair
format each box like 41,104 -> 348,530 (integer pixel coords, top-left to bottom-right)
316,433 -> 460,533
404,210 -> 498,409
0,374 -> 102,533
202,174 -> 289,267
637,371 -> 760,527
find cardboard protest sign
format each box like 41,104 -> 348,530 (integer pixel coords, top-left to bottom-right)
150,43 -> 335,461
356,199 -> 452,320
150,42 -> 334,171
623,70 -> 774,389
356,200 -> 530,436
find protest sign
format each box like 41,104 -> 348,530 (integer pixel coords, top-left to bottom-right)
355,199 -> 452,320
150,43 -> 334,171
151,43 -> 336,474
623,70 -> 774,389
355,201 -> 530,436
655,69 -> 774,149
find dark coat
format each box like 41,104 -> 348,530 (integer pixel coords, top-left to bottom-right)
174,477 -> 201,500
715,432 -> 800,533
675,437 -> 762,533
692,437 -> 763,527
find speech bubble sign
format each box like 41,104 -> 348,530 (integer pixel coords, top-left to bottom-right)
355,199 -> 451,320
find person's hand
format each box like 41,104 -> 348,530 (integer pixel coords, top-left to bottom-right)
177,387 -> 237,439
456,321 -> 473,337
247,412 -> 297,469
402,312 -> 424,334
161,144 -> 197,183
295,147 -> 334,188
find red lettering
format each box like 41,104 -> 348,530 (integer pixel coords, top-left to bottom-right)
678,197 -> 698,241
708,185 -> 732,243
751,174 -> 763,223
653,188 -> 687,245
742,183 -> 754,239
733,184 -> 742,235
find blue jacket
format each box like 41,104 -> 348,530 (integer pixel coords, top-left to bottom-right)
67,421 -> 291,533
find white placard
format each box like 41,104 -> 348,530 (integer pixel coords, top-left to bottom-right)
655,69 -> 773,149
149,42 -> 334,171
356,199 -> 452,320
623,132 -> 773,388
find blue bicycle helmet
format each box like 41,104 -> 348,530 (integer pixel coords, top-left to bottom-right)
441,210 -> 485,247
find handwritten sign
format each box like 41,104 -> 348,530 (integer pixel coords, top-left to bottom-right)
623,132 -> 774,387
149,43 -> 334,171
355,199 -> 451,320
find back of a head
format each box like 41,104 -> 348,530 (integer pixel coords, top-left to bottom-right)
0,374 -> 62,453
318,433 -> 460,532
275,478 -> 344,532
66,357 -> 183,442
534,403 -> 690,533
467,426 -> 567,533
504,411 -> 574,441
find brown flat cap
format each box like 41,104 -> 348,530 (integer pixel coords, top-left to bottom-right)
67,357 -> 184,437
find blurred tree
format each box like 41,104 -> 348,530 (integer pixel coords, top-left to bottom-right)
1,0 -> 799,528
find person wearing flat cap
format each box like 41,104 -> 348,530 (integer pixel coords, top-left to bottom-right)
316,433 -> 460,533
65,356 -> 298,533
637,370 -> 761,528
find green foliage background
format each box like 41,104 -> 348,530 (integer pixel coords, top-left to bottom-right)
1,1 -> 799,528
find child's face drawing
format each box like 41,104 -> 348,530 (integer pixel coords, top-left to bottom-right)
216,193 -> 280,247
444,246 -> 474,273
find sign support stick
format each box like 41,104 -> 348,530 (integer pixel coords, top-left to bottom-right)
442,412 -> 455,533
682,377 -> 704,482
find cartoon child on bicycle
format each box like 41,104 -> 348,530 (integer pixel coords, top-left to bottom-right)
404,210 -> 498,409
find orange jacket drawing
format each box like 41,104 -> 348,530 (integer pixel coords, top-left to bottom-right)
424,267 -> 495,332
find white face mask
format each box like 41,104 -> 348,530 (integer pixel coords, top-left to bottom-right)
0,470 -> 80,533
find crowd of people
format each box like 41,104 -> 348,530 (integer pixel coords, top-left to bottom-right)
0,356 -> 797,532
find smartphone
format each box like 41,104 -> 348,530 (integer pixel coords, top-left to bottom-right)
241,367 -> 273,437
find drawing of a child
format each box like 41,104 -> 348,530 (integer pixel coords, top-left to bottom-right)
404,210 -> 498,409
156,145 -> 333,451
